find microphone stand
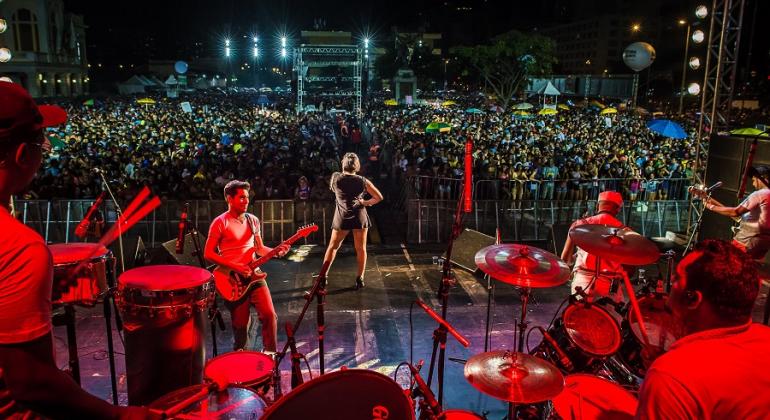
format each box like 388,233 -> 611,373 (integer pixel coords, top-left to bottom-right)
96,171 -> 125,273
684,190 -> 711,256
425,185 -> 467,407
271,261 -> 331,401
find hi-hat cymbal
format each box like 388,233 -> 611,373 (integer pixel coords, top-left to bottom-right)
474,244 -> 570,288
569,224 -> 659,265
464,351 -> 565,404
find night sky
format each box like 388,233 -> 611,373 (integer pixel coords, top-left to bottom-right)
64,0 -> 769,76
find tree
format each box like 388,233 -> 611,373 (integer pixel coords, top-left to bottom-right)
452,30 -> 557,110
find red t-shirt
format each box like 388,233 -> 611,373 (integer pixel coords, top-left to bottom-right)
0,206 -> 52,344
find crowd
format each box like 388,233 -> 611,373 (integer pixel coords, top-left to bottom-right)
24,91 -> 706,202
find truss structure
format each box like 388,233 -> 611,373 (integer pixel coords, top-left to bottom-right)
294,45 -> 363,115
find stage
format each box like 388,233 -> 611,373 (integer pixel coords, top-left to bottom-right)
53,242 -> 770,417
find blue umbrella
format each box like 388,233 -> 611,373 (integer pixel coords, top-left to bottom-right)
647,119 -> 688,139
465,108 -> 484,114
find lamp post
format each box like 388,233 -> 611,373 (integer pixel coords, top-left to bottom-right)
678,21 -> 691,115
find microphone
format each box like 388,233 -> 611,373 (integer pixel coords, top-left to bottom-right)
705,181 -> 723,193
176,203 -> 189,254
75,191 -> 106,239
409,360 -> 441,416
463,137 -> 473,213
415,299 -> 470,347
539,327 -> 573,372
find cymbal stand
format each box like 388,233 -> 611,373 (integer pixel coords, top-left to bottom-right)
484,228 -> 501,352
515,287 -> 532,353
271,261 -> 331,401
661,250 -> 676,293
426,185 -> 467,407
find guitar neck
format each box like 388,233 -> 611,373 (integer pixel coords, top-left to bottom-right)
248,233 -> 303,269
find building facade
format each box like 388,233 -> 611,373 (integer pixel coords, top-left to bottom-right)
0,0 -> 88,97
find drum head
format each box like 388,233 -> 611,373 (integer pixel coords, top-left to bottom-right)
204,351 -> 274,388
552,374 -> 637,419
119,265 -> 212,290
563,303 -> 621,357
438,410 -> 484,419
629,295 -> 682,351
262,369 -> 414,420
49,243 -> 109,265
150,385 -> 266,419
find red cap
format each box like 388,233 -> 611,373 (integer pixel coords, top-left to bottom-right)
0,81 -> 67,142
598,190 -> 623,207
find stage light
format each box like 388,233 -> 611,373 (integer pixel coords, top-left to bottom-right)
695,5 -> 708,19
281,48 -> 287,58
281,36 -> 287,48
363,37 -> 369,47
253,36 -> 258,43
0,19 -> 7,34
692,30 -> 705,44
225,47 -> 231,57
687,82 -> 701,95
0,48 -> 11,63
225,39 -> 230,47
253,47 -> 259,58
689,57 -> 701,70
631,23 -> 641,32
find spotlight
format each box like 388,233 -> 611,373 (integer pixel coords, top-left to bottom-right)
253,47 -> 259,58
695,5 -> 708,19
0,48 -> 11,63
687,82 -> 701,95
692,30 -> 705,44
281,36 -> 287,48
0,18 -> 6,34
225,47 -> 231,57
688,57 -> 701,70
363,37 -> 369,47
225,39 -> 231,47
253,36 -> 258,43
281,48 -> 287,58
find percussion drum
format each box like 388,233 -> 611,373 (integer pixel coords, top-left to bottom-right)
618,293 -> 682,377
116,265 -> 214,405
437,410 -> 485,419
50,243 -> 111,306
262,369 -> 414,420
149,385 -> 267,419
551,374 -> 638,419
533,301 -> 622,373
204,351 -> 274,394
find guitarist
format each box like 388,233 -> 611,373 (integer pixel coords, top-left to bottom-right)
699,165 -> 770,260
204,180 -> 290,352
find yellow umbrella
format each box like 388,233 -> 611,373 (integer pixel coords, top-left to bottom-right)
384,99 -> 398,106
136,98 -> 156,105
557,103 -> 570,110
513,110 -> 531,117
730,127 -> 769,137
600,107 -> 618,115
590,100 -> 606,109
441,100 -> 457,106
538,108 -> 558,116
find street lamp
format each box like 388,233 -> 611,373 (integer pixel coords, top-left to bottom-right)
224,38 -> 231,58
631,23 -> 641,32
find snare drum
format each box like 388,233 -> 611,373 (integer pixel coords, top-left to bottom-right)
618,294 -> 683,377
262,369 -> 414,420
551,374 -> 638,419
150,385 -> 267,419
117,265 -> 215,405
204,351 -> 274,394
533,301 -> 622,373
49,243 -> 111,306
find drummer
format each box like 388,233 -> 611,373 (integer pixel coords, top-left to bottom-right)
0,82 -> 154,418
636,239 -> 770,418
561,190 -> 630,302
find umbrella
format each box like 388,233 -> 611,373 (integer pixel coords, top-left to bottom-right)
589,100 -> 606,109
513,102 -> 534,110
538,108 -> 558,116
600,107 -> 618,115
83,99 -> 95,107
441,100 -> 457,106
557,103 -> 570,110
425,122 -> 451,133
384,99 -> 398,106
489,105 -> 504,113
513,110 -> 531,118
633,107 -> 649,115
465,108 -> 484,114
647,119 -> 688,139
730,127 -> 769,138
137,98 -> 156,105
47,134 -> 66,150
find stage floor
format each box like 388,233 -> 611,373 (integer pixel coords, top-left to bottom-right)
55,243 -> 770,417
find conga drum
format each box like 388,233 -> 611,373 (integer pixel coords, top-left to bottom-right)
49,243 -> 112,306
116,265 -> 214,405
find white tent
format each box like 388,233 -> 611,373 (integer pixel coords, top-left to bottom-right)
537,81 -> 560,108
117,75 -> 160,95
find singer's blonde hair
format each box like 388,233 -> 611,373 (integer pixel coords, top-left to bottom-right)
341,152 -> 360,173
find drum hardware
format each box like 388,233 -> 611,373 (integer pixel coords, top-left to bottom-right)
285,322 -> 305,389
408,360 -> 442,419
150,384 -> 267,420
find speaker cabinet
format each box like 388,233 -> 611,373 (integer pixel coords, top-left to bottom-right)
446,229 -> 496,272
151,232 -> 208,267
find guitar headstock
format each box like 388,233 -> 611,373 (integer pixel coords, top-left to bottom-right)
688,185 -> 709,199
297,223 -> 319,238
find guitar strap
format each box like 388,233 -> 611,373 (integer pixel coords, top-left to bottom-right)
245,213 -> 258,247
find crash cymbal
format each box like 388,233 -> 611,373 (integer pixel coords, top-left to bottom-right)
464,351 -> 565,404
569,224 -> 659,265
474,244 -> 570,288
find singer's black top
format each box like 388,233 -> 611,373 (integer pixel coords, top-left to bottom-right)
330,172 -> 371,230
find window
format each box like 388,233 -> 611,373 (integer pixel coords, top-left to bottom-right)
49,12 -> 58,52
12,9 -> 40,52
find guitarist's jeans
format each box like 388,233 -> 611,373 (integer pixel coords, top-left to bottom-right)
224,282 -> 277,352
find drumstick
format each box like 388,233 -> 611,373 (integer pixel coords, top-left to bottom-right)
163,382 -> 220,418
621,271 -> 651,347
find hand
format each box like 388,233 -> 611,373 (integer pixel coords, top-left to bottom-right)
235,263 -> 253,278
276,244 -> 290,257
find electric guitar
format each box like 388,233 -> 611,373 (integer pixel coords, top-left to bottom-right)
689,186 -> 742,227
214,224 -> 318,301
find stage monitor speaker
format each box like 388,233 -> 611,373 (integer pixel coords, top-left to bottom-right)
151,232 -> 207,267
446,229 -> 495,272
550,223 -> 572,255
701,134 -> 770,242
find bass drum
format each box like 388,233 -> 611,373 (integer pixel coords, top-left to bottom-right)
262,369 -> 414,420
149,385 -> 267,419
204,351 -> 274,394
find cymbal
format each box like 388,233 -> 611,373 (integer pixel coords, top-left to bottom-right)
474,244 -> 570,288
569,224 -> 659,265
464,351 -> 565,404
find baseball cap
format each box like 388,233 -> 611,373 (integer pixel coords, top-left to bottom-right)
0,81 -> 67,143
598,190 -> 623,207
750,165 -> 770,187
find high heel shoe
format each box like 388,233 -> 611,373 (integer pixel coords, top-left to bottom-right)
355,276 -> 365,290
